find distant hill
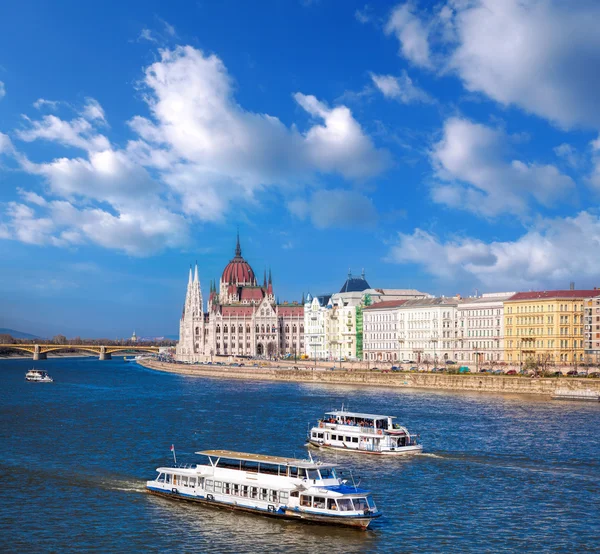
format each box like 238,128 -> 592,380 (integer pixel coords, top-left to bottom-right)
0,328 -> 40,340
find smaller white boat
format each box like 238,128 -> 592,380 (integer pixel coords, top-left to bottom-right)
123,357 -> 136,363
308,409 -> 422,455
25,369 -> 53,383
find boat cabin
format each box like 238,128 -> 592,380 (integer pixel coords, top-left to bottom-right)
320,410 -> 394,432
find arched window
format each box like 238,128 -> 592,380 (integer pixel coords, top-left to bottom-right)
239,325 -> 243,334
246,326 -> 250,334
292,325 -> 297,333
261,325 -> 265,333
216,325 -> 221,334
255,325 -> 259,333
224,325 -> 228,334
195,327 -> 199,335
285,325 -> 289,333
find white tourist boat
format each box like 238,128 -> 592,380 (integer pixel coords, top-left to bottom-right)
25,369 -> 53,383
308,410 -> 422,455
146,449 -> 381,529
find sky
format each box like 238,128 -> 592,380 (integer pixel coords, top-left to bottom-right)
1,0 -> 600,338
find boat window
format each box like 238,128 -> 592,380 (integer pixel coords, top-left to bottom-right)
189,478 -> 196,487
290,491 -> 299,498
242,485 -> 249,497
260,488 -> 268,501
317,433 -> 324,439
327,499 -> 337,510
337,498 -> 353,511
280,491 -> 289,504
269,490 -> 278,503
352,497 -> 368,511
156,473 -> 165,482
260,463 -> 279,475
307,469 -> 319,480
331,434 -> 337,440
300,495 -> 312,507
250,487 -> 258,499
181,476 -> 188,487
289,466 -> 298,478
165,474 -> 171,484
214,481 -> 221,493
232,484 -> 240,496
345,436 -> 351,442
367,496 -> 376,510
352,437 -> 359,443
205,479 -> 214,492
312,496 -> 326,509
311,432 -> 317,438
297,468 -> 306,479
319,468 -> 335,479
223,483 -> 231,495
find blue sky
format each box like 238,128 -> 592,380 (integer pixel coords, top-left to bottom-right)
1,0 -> 600,338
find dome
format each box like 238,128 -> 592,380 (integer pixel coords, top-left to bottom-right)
221,234 -> 256,285
339,270 -> 370,293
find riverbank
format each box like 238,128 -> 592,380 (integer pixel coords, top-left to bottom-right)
139,360 -> 600,397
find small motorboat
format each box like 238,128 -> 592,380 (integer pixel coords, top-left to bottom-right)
25,369 -> 53,383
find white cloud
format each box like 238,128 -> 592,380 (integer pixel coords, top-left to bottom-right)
389,211 -> 600,290
33,98 -> 61,110
0,81 -> 5,99
17,112 -> 110,152
385,3 -> 432,68
430,117 -> 575,216
288,189 -> 378,229
1,45 -> 388,254
355,5 -> 373,24
588,136 -> 600,191
370,71 -> 433,104
385,0 -> 600,130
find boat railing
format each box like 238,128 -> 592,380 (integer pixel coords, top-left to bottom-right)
319,422 -> 382,435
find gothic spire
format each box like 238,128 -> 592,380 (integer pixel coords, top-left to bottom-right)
194,261 -> 199,283
263,269 -> 267,288
188,265 -> 193,285
235,228 -> 242,258
268,268 -> 272,285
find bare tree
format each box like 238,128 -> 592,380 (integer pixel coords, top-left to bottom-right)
266,342 -> 277,359
52,334 -> 67,345
422,354 -> 432,372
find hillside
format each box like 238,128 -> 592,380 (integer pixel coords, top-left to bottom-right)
0,328 -> 40,340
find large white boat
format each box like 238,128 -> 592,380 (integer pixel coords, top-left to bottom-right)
25,369 -> 53,383
146,450 -> 381,529
308,410 -> 422,455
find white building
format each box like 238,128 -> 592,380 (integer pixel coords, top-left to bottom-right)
456,292 -> 515,365
362,300 -> 404,363
304,294 -> 329,360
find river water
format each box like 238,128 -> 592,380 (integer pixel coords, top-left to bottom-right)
1,357 -> 599,553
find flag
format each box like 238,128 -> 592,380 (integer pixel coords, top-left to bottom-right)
171,444 -> 174,452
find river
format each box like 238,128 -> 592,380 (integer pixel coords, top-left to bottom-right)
1,357 -> 599,553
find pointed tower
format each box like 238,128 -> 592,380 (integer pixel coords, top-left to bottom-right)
267,268 -> 274,301
176,263 -> 205,362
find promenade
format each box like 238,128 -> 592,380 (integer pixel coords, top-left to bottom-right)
139,360 -> 600,397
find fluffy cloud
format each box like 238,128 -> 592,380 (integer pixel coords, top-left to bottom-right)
1,45 -> 388,254
288,189 -> 378,229
386,0 -> 600,130
370,71 -> 433,104
430,117 -> 575,216
385,3 -> 432,68
389,211 -> 600,290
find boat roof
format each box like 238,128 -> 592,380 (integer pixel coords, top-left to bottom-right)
197,450 -> 336,468
325,411 -> 395,420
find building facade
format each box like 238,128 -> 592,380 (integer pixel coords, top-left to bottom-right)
584,294 -> 600,362
176,235 -> 304,362
503,290 -> 597,367
455,293 -> 515,365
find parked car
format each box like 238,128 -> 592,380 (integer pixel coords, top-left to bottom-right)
445,360 -> 457,365
402,359 -> 412,364
391,366 -> 402,372
409,366 -> 418,371
566,370 -> 578,376
588,372 -> 600,378
458,366 -> 470,373
506,369 -> 517,375
492,369 -> 503,375
371,366 -> 379,371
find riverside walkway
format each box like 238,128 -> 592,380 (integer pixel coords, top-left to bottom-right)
139,360 -> 600,397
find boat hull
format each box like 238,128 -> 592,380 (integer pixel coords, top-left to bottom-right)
308,440 -> 422,455
147,488 -> 378,529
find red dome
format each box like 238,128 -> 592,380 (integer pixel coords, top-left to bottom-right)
221,234 -> 255,285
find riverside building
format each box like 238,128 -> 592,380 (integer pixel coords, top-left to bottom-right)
455,292 -> 515,365
584,294 -> 600,363
503,290 -> 597,367
176,235 -> 304,362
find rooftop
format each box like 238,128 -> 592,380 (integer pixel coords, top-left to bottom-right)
325,410 -> 396,420
508,290 -> 599,301
363,299 -> 408,310
197,450 -> 335,468
339,270 -> 371,293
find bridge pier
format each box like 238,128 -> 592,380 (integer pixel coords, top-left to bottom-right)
99,347 -> 112,361
33,345 -> 47,361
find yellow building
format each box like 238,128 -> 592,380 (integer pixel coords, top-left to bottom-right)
504,290 -> 597,368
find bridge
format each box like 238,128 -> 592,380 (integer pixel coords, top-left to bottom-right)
0,344 -> 160,360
